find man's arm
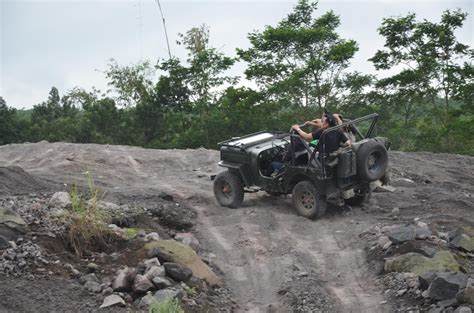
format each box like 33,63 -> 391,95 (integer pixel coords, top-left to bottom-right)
291,125 -> 313,142
341,132 -> 351,147
305,118 -> 322,128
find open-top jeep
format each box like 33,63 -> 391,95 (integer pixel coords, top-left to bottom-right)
212,113 -> 389,219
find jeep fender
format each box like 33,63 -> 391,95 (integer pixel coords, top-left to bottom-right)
218,161 -> 253,187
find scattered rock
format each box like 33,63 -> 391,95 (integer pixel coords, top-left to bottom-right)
95,200 -> 120,212
154,288 -> 183,301
133,274 -> 154,294
378,235 -> 391,248
174,233 -> 200,251
164,262 -> 193,282
79,273 -> 99,285
112,267 -> 136,292
87,262 -> 99,273
145,232 -> 160,242
448,228 -> 464,242
100,294 -> 125,308
384,251 -> 460,274
0,207 -> 27,241
102,287 -> 113,296
152,277 -> 173,289
457,278 -> 474,305
0,235 -> 9,249
455,307 -> 472,313
375,185 -> 396,193
147,247 -> 174,263
84,281 -> 102,293
438,298 -> 458,308
159,192 -> 174,202
48,192 -> 71,209
144,265 -> 166,281
136,294 -> 155,309
144,258 -> 161,270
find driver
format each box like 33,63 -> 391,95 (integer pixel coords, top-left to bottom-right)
292,113 -> 350,157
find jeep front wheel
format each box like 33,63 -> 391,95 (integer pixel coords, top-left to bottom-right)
292,181 -> 327,219
213,171 -> 244,208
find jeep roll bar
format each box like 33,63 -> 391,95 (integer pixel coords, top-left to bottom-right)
311,113 -> 379,178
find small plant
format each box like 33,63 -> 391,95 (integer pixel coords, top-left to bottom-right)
184,286 -> 197,297
148,298 -> 184,313
124,227 -> 140,239
65,172 -> 109,256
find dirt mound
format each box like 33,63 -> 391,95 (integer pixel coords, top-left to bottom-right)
0,142 -> 472,312
0,166 -> 49,195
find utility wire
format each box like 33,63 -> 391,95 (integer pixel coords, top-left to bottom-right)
155,0 -> 172,59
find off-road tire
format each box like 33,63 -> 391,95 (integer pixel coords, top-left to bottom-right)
345,189 -> 370,206
213,171 -> 244,208
357,141 -> 388,182
292,181 -> 327,219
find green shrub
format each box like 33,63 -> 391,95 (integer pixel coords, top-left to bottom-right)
148,298 -> 184,313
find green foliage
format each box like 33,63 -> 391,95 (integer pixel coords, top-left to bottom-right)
1,7 -> 473,156
148,298 -> 184,313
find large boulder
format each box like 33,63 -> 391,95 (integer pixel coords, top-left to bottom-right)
450,234 -> 474,252
0,207 -> 26,242
145,240 -> 221,286
387,224 -> 432,244
386,240 -> 437,258
164,262 -> 193,282
385,251 -> 460,275
112,267 -> 136,292
428,272 -> 468,301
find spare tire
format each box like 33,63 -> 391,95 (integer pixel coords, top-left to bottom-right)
356,141 -> 388,182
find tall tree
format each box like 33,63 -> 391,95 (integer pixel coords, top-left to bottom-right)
370,9 -> 474,124
0,97 -> 19,145
237,0 -> 361,109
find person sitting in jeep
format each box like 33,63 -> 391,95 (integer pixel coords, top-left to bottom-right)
292,113 -> 351,157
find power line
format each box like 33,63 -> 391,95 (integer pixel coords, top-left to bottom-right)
155,0 -> 172,59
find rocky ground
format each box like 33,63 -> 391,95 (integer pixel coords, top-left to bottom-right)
0,142 -> 473,312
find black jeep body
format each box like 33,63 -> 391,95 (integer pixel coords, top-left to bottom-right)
212,113 -> 389,219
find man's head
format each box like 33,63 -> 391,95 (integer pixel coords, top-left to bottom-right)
322,113 -> 337,128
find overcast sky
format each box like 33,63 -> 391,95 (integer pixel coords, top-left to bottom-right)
1,0 -> 473,109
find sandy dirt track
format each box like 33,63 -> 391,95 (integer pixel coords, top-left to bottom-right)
1,142 -> 473,312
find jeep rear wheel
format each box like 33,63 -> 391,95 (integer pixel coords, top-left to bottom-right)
292,181 -> 327,219
213,171 -> 244,208
357,141 -> 388,182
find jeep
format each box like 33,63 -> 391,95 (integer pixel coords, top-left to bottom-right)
212,113 -> 389,219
